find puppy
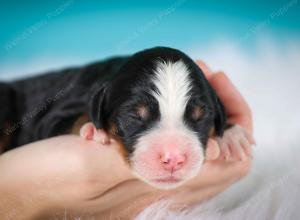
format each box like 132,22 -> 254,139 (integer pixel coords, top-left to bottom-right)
78,47 -> 253,189
0,47 -> 253,189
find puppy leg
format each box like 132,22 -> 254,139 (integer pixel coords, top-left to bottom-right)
79,122 -> 110,145
217,125 -> 254,161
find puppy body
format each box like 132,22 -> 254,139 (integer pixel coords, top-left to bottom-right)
0,47 -> 252,189
1,57 -> 128,149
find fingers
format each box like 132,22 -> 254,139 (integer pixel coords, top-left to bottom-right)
209,72 -> 253,133
218,125 -> 253,161
195,60 -> 253,134
229,136 -> 247,161
195,60 -> 213,80
217,137 -> 230,160
239,135 -> 252,157
195,60 -> 255,161
233,124 -> 254,156
241,127 -> 256,145
205,139 -> 220,160
220,141 -> 246,161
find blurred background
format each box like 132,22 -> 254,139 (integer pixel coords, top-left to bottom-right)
1,0 -> 299,78
1,0 -> 300,197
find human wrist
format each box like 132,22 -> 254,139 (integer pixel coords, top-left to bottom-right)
0,149 -> 52,219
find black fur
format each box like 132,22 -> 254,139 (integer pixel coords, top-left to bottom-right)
0,47 -> 226,153
0,82 -> 16,137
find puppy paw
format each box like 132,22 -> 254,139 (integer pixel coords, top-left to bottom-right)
217,125 -> 255,161
79,122 -> 110,145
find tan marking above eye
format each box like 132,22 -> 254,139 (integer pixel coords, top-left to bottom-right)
192,106 -> 205,121
136,104 -> 149,120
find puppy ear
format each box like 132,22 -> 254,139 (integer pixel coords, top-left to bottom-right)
213,95 -> 227,137
89,82 -> 110,129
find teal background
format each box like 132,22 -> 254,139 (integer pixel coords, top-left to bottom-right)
0,0 -> 299,78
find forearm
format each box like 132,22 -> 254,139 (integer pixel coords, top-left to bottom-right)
0,148 -> 50,219
0,135 -> 142,218
0,137 -> 94,219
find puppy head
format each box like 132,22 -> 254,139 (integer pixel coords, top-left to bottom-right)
90,47 -> 226,189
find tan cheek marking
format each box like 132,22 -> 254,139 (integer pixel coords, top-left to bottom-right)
70,113 -> 90,135
209,126 -> 216,137
108,123 -> 129,163
112,139 -> 129,163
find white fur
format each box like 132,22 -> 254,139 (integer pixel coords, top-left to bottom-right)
131,60 -> 204,189
151,60 -> 192,125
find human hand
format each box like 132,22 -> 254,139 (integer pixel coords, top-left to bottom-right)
0,135 -> 152,219
197,60 -> 255,161
0,61 -> 254,220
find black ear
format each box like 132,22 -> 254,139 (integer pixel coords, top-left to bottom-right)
213,94 -> 227,137
89,82 -> 110,129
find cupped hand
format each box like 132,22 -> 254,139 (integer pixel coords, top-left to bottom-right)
197,60 -> 255,161
0,60 -> 254,220
0,135 -> 151,219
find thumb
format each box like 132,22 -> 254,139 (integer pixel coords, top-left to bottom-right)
205,138 -> 220,161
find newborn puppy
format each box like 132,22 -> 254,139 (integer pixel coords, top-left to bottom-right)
0,47 -> 252,189
79,47 -> 252,189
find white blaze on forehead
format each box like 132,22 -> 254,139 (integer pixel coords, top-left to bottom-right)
152,60 -> 192,124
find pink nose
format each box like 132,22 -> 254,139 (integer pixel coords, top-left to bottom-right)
160,152 -> 186,171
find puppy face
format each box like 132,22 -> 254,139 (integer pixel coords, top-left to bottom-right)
90,47 -> 226,189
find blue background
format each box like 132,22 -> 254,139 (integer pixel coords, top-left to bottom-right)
0,0 -> 299,79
